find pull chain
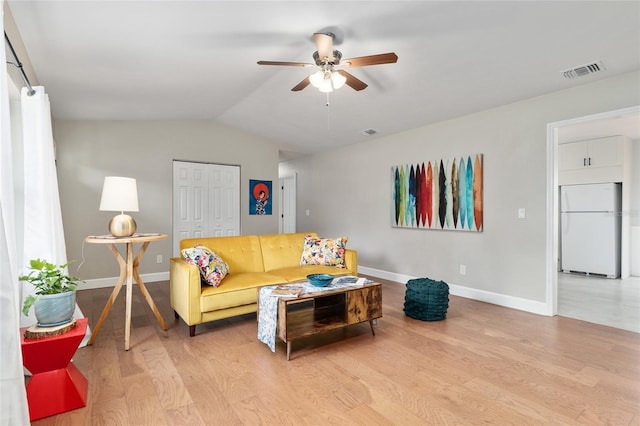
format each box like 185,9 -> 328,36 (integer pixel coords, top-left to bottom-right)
326,92 -> 331,133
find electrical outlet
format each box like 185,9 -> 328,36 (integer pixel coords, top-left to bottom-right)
156,255 -> 163,264
518,208 -> 526,219
459,264 -> 466,275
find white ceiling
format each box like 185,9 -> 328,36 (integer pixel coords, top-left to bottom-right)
7,1 -> 640,157
557,111 -> 640,144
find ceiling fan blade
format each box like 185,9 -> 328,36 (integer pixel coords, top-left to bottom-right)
257,60 -> 313,67
341,53 -> 398,68
313,33 -> 334,62
291,77 -> 311,92
340,70 -> 368,91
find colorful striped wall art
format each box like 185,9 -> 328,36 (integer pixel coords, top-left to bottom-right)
391,154 -> 483,232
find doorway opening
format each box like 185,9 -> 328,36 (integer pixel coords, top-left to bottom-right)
547,105 -> 640,330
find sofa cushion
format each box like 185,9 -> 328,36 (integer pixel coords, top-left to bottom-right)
259,232 -> 314,272
269,265 -> 352,283
200,272 -> 285,312
181,245 -> 229,287
299,234 -> 348,268
180,235 -> 265,274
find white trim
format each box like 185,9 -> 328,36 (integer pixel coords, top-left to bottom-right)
447,283 -> 550,316
86,265 -> 552,315
359,265 -> 550,316
81,271 -> 169,290
359,265 -> 413,285
545,122 -> 559,317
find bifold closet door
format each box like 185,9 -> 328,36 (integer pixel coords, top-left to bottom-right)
172,161 -> 240,256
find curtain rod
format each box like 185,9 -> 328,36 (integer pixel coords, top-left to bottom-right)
4,31 -> 35,96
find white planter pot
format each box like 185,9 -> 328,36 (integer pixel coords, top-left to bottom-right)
33,291 -> 76,327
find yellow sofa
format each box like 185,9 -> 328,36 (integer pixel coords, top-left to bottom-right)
170,232 -> 357,336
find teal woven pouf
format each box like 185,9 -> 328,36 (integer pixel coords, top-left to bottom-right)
404,278 -> 449,321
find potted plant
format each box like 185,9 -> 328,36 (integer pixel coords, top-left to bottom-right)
19,258 -> 83,326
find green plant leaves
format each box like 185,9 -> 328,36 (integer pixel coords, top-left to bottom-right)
18,258 -> 83,316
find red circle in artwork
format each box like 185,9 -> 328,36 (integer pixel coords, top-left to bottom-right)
253,183 -> 269,200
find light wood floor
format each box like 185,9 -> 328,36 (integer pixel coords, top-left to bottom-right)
32,277 -> 639,425
558,273 -> 640,333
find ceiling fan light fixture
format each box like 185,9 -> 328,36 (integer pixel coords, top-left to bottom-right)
331,71 -> 346,89
257,32 -> 398,93
318,77 -> 334,93
309,70 -> 325,88
310,70 -> 345,93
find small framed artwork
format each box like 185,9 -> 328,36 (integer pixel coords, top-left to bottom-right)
249,179 -> 272,215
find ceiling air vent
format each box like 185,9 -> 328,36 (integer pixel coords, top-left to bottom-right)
562,61 -> 605,79
360,128 -> 377,136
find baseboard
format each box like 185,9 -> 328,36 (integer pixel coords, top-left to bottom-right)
81,271 -> 169,290
359,265 -> 551,316
359,266 -> 414,286
83,267 -> 550,316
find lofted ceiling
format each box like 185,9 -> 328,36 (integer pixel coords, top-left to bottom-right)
6,1 -> 640,158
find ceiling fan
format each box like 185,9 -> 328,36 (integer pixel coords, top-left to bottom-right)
257,32 -> 398,93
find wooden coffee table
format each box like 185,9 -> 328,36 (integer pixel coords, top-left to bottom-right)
275,281 -> 382,360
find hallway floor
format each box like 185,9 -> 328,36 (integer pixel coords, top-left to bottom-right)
558,272 -> 640,333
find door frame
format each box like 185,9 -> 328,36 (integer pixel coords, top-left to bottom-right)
545,104 -> 640,316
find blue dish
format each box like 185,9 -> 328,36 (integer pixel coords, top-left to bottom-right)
307,273 -> 334,287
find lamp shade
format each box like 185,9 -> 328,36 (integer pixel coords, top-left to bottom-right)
318,78 -> 333,93
331,71 -> 346,89
99,177 -> 139,212
309,70 -> 345,93
309,70 -> 325,88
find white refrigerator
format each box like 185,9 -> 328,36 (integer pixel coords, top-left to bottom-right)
560,183 -> 621,278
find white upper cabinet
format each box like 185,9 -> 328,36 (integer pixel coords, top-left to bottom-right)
558,136 -> 627,185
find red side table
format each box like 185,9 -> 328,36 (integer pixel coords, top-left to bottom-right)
20,318 -> 88,421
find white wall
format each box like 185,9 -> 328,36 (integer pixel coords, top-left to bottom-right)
282,71 -> 640,307
53,120 -> 281,280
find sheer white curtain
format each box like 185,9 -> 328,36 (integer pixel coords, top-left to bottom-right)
0,1 -> 30,423
19,87 -> 69,322
19,87 -> 90,344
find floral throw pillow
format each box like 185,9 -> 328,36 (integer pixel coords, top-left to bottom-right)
299,234 -> 347,268
181,245 -> 229,287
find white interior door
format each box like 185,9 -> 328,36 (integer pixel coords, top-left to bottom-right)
279,175 -> 296,234
173,161 -> 240,256
209,165 -> 240,237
